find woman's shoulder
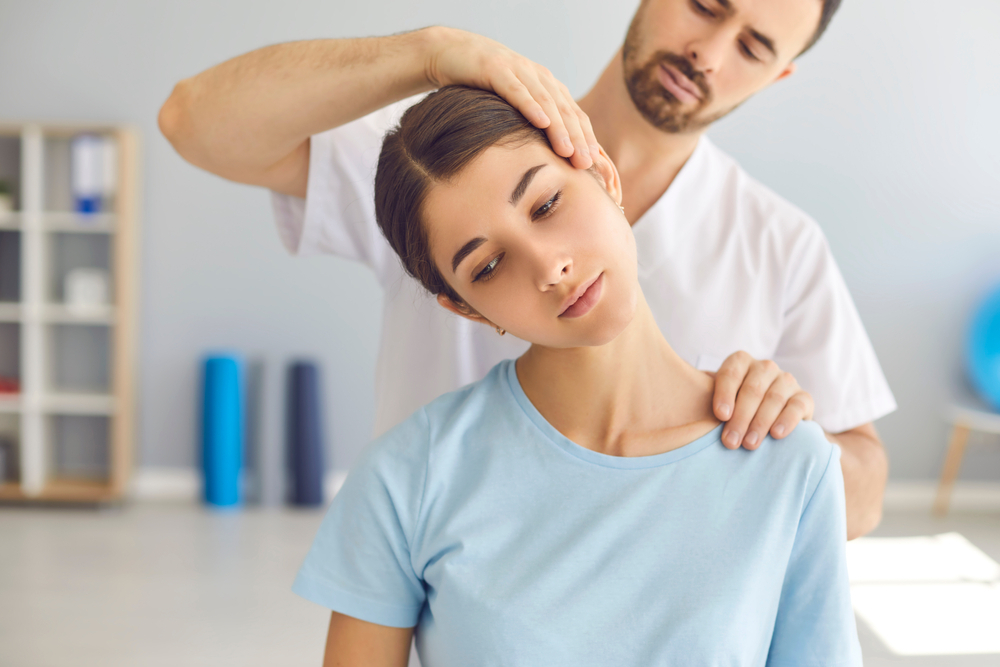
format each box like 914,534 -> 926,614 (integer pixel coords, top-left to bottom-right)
359,361 -> 512,465
758,420 -> 840,497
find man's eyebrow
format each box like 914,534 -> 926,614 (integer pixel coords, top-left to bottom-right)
452,236 -> 487,274
748,27 -> 776,57
509,164 -> 547,206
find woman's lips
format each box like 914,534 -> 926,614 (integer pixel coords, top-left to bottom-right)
657,64 -> 702,104
559,273 -> 604,319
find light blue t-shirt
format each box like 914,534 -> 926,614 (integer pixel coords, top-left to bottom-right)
294,360 -> 861,666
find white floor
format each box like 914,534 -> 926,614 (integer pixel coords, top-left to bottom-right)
1,504 -> 998,667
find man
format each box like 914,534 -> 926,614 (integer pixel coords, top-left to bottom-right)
159,0 -> 894,539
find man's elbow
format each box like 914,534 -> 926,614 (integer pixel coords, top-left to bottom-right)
158,80 -> 194,153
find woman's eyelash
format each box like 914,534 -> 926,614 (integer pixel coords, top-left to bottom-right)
739,41 -> 759,61
692,0 -> 715,17
473,253 -> 503,283
532,191 -> 562,221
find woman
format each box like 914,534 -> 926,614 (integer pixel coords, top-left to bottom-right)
294,86 -> 861,666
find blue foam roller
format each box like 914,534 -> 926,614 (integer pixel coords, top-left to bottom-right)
287,361 -> 325,506
202,354 -> 243,507
967,283 -> 1000,411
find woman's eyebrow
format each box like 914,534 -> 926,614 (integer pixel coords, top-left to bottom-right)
452,236 -> 487,274
509,164 -> 547,206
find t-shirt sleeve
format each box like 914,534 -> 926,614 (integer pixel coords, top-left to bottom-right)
766,444 -> 862,667
292,409 -> 430,628
269,98 -> 420,285
774,221 -> 896,433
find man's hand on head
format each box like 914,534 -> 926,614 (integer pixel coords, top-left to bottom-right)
709,351 -> 815,450
424,26 -> 600,170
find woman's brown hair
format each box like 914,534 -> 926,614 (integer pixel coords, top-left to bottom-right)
374,85 -> 547,306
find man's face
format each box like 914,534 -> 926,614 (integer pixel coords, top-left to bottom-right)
622,0 -> 822,133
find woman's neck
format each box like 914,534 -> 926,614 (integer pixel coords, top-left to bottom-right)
516,296 -> 719,457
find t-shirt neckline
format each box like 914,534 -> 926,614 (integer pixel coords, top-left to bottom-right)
502,359 -> 723,470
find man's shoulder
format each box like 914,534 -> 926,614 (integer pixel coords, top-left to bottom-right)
698,137 -> 823,240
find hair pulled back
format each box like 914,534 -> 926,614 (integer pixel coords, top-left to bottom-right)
374,86 -> 547,305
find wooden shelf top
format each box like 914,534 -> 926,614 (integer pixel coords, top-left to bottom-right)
0,304 -> 117,324
0,479 -> 119,502
0,303 -> 21,322
0,212 -> 21,229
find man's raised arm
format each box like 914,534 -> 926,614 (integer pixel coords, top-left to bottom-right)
158,27 -> 599,197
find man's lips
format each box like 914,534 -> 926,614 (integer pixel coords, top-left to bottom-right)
658,63 -> 703,103
558,273 -> 604,318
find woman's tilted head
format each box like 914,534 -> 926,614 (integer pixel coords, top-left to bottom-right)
374,86 -> 639,348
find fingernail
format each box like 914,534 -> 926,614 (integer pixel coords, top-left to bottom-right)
581,147 -> 591,161
718,404 -> 731,419
773,424 -> 785,437
745,431 -> 758,446
589,143 -> 601,156
726,431 -> 740,448
561,137 -> 573,153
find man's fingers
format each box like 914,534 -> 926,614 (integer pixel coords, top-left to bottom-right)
770,392 -> 815,439
743,373 -> 798,449
720,359 -> 781,450
493,67 -> 550,129
712,351 -> 753,425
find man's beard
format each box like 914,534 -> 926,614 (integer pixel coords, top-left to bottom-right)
622,26 -> 736,134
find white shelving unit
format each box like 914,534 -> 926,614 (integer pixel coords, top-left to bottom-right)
0,122 -> 138,502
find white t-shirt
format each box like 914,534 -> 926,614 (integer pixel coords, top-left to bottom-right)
271,100 -> 896,437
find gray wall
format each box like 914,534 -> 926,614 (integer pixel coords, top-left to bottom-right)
0,0 -> 997,481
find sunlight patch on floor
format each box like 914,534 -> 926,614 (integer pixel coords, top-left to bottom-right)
847,533 -> 1000,656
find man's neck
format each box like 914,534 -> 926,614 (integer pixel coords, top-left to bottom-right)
578,49 -> 704,223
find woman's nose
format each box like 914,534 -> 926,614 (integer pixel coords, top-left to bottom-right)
538,253 -> 572,291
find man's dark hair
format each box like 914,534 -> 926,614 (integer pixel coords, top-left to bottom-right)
801,0 -> 843,55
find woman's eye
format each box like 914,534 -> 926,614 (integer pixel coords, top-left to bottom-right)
532,191 -> 562,221
473,253 -> 503,283
691,0 -> 715,17
739,41 -> 759,61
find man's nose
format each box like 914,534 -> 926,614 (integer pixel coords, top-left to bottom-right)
686,28 -> 730,76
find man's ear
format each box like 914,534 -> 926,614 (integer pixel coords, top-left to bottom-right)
436,293 -> 493,327
773,60 -> 797,83
589,145 -> 624,209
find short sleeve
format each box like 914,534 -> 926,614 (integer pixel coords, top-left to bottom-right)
270,97 -> 422,285
766,446 -> 862,667
775,222 -> 896,433
292,409 -> 430,628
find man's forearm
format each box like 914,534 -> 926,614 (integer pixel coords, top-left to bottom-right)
827,423 -> 888,540
158,28 -> 440,185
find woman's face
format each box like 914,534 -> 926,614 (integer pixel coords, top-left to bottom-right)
424,140 -> 639,349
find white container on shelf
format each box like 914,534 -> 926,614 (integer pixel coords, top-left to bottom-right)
65,268 -> 109,314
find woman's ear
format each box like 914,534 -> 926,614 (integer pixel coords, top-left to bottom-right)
589,145 -> 624,209
436,293 -> 494,327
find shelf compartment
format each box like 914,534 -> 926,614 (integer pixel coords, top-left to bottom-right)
0,230 -> 20,301
49,413 -> 109,483
0,413 -> 19,483
48,232 -> 113,305
47,323 -> 111,394
43,133 -> 118,215
0,322 -> 21,396
0,134 -> 22,214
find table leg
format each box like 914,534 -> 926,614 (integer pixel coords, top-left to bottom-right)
933,424 -> 971,516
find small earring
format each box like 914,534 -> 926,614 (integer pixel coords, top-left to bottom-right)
618,204 -> 625,214
496,326 -> 506,336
